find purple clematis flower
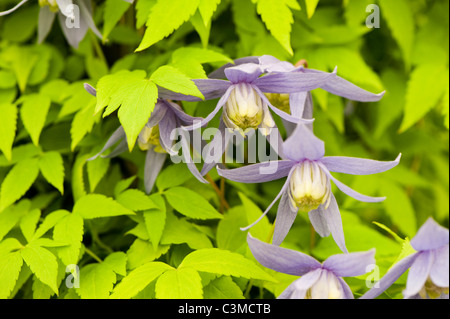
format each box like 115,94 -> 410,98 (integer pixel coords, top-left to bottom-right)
159,62 -> 336,175
247,234 -> 375,299
361,218 -> 449,299
84,84 -> 207,193
218,123 -> 401,253
1,0 -> 102,49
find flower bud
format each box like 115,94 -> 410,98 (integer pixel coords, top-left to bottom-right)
224,83 -> 266,132
289,161 -> 331,212
138,124 -> 165,153
305,270 -> 344,299
265,93 -> 290,114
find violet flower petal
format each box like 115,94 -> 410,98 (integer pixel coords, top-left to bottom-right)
158,79 -> 230,101
283,123 -> 325,162
404,251 -> 434,298
321,154 -> 401,175
247,234 -> 322,276
308,207 -> 330,238
322,194 -> 348,253
320,163 -> 386,202
38,6 -> 56,44
430,245 -> 449,288
58,11 -> 88,49
359,252 -> 419,299
224,63 -> 263,83
253,67 -> 337,93
144,147 -> 166,194
323,249 -> 376,277
176,128 -> 208,184
84,83 -> 97,97
200,119 -> 230,176
77,0 -> 103,39
410,217 -> 450,251
216,160 -> 295,183
158,111 -> 177,156
337,277 -> 354,299
208,56 -> 261,79
297,66 -> 385,102
88,126 -> 125,161
272,189 -> 298,246
146,101 -> 167,128
163,100 -> 202,126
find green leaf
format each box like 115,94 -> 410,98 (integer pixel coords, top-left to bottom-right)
304,0 -> 319,19
379,180 -> 417,238
150,65 -> 204,99
32,210 -> 70,241
0,157 -> 40,211
0,5 -> 38,43
126,238 -> 170,270
155,268 -> 203,299
103,0 -> 132,39
94,69 -> 147,115
135,0 -> 157,28
85,56 -> 109,82
103,252 -> 127,277
116,189 -> 158,211
110,261 -> 173,299
399,64 -> 448,132
136,0 -> 200,51
0,200 -> 30,240
53,213 -> 84,265
115,79 -> 158,151
164,186 -> 223,220
238,192 -> 272,241
21,243 -> 59,295
19,209 -> 41,243
143,193 -> 166,249
0,251 -> 23,299
378,0 -> 414,68
87,156 -> 110,192
73,194 -> 134,219
4,46 -> 39,92
203,276 -> 245,299
190,11 -> 212,48
179,248 -> 275,281
71,101 -> 99,150
0,70 -> 16,89
216,206 -> 248,251
0,103 -> 18,162
198,0 -> 221,26
19,94 -> 52,146
39,152 -> 65,194
156,164 -> 194,191
77,263 -> 117,299
255,0 -> 296,55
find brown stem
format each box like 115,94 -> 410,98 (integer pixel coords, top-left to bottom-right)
205,173 -> 230,211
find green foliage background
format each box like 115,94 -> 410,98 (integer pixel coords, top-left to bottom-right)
0,0 -> 448,299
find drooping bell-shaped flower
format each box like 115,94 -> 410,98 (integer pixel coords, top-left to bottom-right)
1,0 -> 103,49
217,123 -> 401,253
361,218 -> 449,299
159,62 -> 335,175
247,234 -> 375,299
84,84 -> 207,193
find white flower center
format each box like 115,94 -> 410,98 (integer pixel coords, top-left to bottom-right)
306,271 -> 343,299
224,83 -> 274,134
289,161 -> 331,212
138,124 -> 165,153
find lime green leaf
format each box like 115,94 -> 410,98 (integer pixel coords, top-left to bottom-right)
19,209 -> 41,243
0,103 -> 18,162
19,94 -> 52,146
216,206 -> 247,251
136,0 -> 200,51
0,251 -> 23,299
32,209 -> 70,240
71,101 -> 99,150
73,194 -> 134,219
39,151 -> 65,194
190,10 -> 212,48
59,83 -> 95,118
77,263 -> 117,299
71,153 -> 90,202
114,79 -> 158,151
305,0 -> 319,19
110,261 -> 173,299
0,201 -> 30,241
164,186 -> 223,220
4,46 -> 39,92
1,5 -> 38,43
156,164 -> 194,191
94,69 -> 147,115
160,211 -> 213,249
198,0 -> 221,26
116,189 -> 158,211
85,56 -> 109,82
143,193 -> 166,249
136,0 -> 157,28
21,243 -> 59,295
203,276 -> 245,299
255,0 -> 296,55
400,64 -> 448,132
379,180 -> 417,238
87,156 -> 110,192
103,0 -> 132,39
155,268 -> 203,299
238,192 -> 272,241
179,248 -> 276,281
126,238 -> 170,270
53,213 -> 84,265
0,157 -> 40,211
0,70 -> 16,89
378,0 -> 414,68
150,65 -> 204,99
103,252 -> 127,276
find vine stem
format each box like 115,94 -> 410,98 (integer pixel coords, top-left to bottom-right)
205,173 -> 230,211
85,247 -> 103,263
